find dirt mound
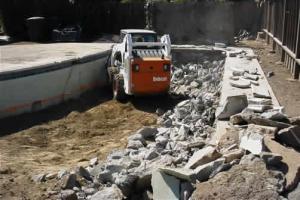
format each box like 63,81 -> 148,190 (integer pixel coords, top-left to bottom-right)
0,100 -> 157,200
191,159 -> 283,200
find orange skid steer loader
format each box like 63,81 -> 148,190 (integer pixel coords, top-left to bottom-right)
108,29 -> 172,100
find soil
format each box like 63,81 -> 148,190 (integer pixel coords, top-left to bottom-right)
0,88 -> 180,200
239,40 -> 300,117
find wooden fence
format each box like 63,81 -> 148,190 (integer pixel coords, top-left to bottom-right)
263,0 -> 300,79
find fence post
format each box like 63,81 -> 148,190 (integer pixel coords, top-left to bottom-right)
294,2 -> 300,79
281,0 -> 287,62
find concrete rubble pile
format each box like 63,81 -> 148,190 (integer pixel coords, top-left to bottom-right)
35,53 -> 300,200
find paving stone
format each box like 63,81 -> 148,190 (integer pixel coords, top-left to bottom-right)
151,170 -> 180,200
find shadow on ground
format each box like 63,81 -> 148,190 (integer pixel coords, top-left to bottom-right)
0,87 -> 113,136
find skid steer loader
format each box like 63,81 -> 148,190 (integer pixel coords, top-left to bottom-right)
108,29 -> 172,100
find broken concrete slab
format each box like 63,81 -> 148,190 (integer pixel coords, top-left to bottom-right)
217,126 -> 240,151
216,95 -> 248,120
230,80 -> 251,89
289,116 -> 300,126
248,97 -> 272,105
240,131 -> 264,155
151,170 -> 180,200
194,158 -> 225,181
239,124 -> 277,155
288,182 -> 300,200
181,182 -> 194,200
276,126 -> 300,149
90,185 -> 123,200
260,152 -> 283,166
234,112 -> 290,129
160,167 -> 196,182
264,135 -> 300,191
185,146 -> 222,169
252,85 -> 271,99
261,110 -> 289,123
223,149 -> 244,163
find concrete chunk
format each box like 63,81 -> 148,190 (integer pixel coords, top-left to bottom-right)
252,85 -> 271,99
160,167 -> 196,182
185,146 -> 222,169
90,185 -> 123,200
276,126 -> 300,149
264,135 -> 300,191
216,95 -> 248,120
151,170 -> 180,200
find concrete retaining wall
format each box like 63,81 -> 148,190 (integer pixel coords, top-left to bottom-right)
0,53 -> 109,119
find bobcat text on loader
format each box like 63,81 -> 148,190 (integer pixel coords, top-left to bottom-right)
108,29 -> 172,100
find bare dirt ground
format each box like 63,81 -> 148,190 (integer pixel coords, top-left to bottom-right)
0,88 -> 179,200
240,40 -> 300,117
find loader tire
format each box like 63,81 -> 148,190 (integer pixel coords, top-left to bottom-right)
113,74 -> 126,101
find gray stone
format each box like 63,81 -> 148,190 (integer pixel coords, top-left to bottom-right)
230,80 -> 251,89
288,182 -> 300,200
194,158 -> 225,181
32,173 -> 46,183
260,152 -> 283,166
247,104 -> 271,113
83,188 -> 97,196
61,173 -> 77,189
185,146 -> 222,169
155,136 -> 168,147
45,173 -> 57,180
61,189 -> 78,200
160,167 -> 196,182
243,73 -> 259,81
114,173 -> 138,196
137,127 -> 158,139
175,107 -> 189,119
127,140 -> 144,149
223,149 -> 244,163
151,170 -> 180,200
216,95 -> 248,120
240,131 -> 264,155
89,157 -> 98,166
289,116 -> 300,126
98,169 -> 114,183
252,85 -> 271,99
142,190 -> 153,200
276,126 -> 300,149
187,140 -> 206,149
127,133 -> 146,145
58,169 -> 69,179
144,149 -> 159,160
78,166 -> 92,181
261,110 -> 289,122
88,164 -> 104,177
181,182 -> 194,200
90,185 -> 123,200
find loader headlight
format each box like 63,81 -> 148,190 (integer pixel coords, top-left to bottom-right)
133,64 -> 140,72
163,64 -> 170,71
